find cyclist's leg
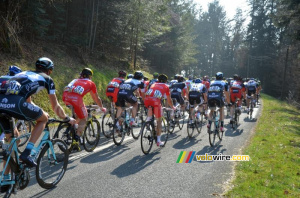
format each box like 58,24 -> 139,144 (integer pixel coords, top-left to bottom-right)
219,99 -> 225,131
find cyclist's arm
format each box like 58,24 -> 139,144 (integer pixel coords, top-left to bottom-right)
203,92 -> 208,103
90,91 -> 104,109
225,91 -> 230,104
49,94 -> 68,119
166,95 -> 174,108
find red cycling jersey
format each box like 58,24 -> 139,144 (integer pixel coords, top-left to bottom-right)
144,83 -> 170,118
106,77 -> 124,103
202,80 -> 210,90
230,80 -> 245,103
63,78 -> 97,119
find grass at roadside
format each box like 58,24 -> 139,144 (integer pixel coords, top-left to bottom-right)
226,94 -> 300,197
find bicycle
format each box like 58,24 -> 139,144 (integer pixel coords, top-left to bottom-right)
168,100 -> 185,133
140,107 -> 171,155
187,103 -> 201,138
135,97 -> 146,127
248,95 -> 255,119
101,97 -> 115,138
112,105 -> 140,146
230,98 -> 240,129
53,105 -> 101,152
0,113 -> 69,197
207,106 -> 223,147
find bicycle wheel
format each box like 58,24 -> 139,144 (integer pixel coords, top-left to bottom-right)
2,171 -> 15,198
160,118 -> 169,146
178,110 -> 185,130
36,139 -> 68,189
17,121 -> 34,153
140,122 -> 154,155
131,123 -> 140,140
112,119 -> 125,146
83,118 -> 100,152
53,123 -> 72,149
209,121 -> 218,147
102,112 -> 114,138
187,120 -> 196,138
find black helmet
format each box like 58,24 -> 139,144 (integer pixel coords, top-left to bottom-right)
8,65 -> 22,76
81,68 -> 93,78
133,71 -> 144,80
119,70 -> 127,78
177,75 -> 184,82
174,74 -> 179,80
216,72 -> 223,80
233,74 -> 239,80
144,76 -> 149,81
36,57 -> 54,70
127,74 -> 133,79
158,74 -> 168,83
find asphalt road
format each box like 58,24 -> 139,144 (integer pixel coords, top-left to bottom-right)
8,103 -> 262,198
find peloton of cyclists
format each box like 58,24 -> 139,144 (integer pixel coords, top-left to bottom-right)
229,74 -> 245,124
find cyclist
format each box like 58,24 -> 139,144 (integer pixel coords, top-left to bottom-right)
115,71 -> 145,128
202,75 -> 210,116
0,57 -> 76,169
127,74 -> 133,79
106,70 -> 127,104
170,75 -> 189,112
0,66 -> 23,143
169,74 -> 179,87
207,72 -> 230,132
144,74 -> 175,146
185,75 -> 193,90
229,74 -> 245,124
246,78 -> 258,114
188,78 -> 207,125
147,72 -> 159,89
63,68 -> 106,151
143,76 -> 150,93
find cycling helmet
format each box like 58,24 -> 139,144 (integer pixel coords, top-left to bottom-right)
233,74 -> 239,80
216,72 -> 223,80
127,74 -> 133,79
153,72 -> 159,79
81,68 -> 93,78
144,76 -> 149,81
194,78 -> 202,83
188,75 -> 193,80
174,74 -> 179,80
158,74 -> 168,83
8,65 -> 22,76
36,57 -> 54,70
203,75 -> 209,81
133,71 -> 144,80
177,75 -> 184,82
118,70 -> 127,78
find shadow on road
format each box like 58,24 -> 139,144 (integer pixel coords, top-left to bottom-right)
225,126 -> 244,137
193,145 -> 227,163
78,139 -> 135,164
172,134 -> 202,150
111,152 -> 161,178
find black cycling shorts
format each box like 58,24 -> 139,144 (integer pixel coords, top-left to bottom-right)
116,92 -> 138,107
189,91 -> 202,107
207,91 -> 224,108
171,92 -> 185,105
0,95 -> 43,133
247,90 -> 256,96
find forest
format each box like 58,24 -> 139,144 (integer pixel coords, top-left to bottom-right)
0,0 -> 299,104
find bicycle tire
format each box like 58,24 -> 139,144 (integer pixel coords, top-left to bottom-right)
209,121 -> 217,147
178,110 -> 185,130
53,123 -> 72,149
83,118 -> 100,152
36,139 -> 68,189
112,119 -> 125,146
160,117 -> 169,146
187,121 -> 195,138
165,111 -> 175,133
101,112 -> 114,138
3,151 -> 17,198
140,121 -> 154,155
131,123 -> 140,140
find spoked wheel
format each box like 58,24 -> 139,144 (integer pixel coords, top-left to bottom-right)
17,121 -> 34,153
83,118 -> 100,152
102,112 -> 114,138
209,122 -> 219,147
160,118 -> 169,146
140,122 -> 154,155
177,110 -> 185,130
36,139 -> 68,189
187,120 -> 198,138
3,153 -> 17,198
131,124 -> 140,140
112,119 -> 125,146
